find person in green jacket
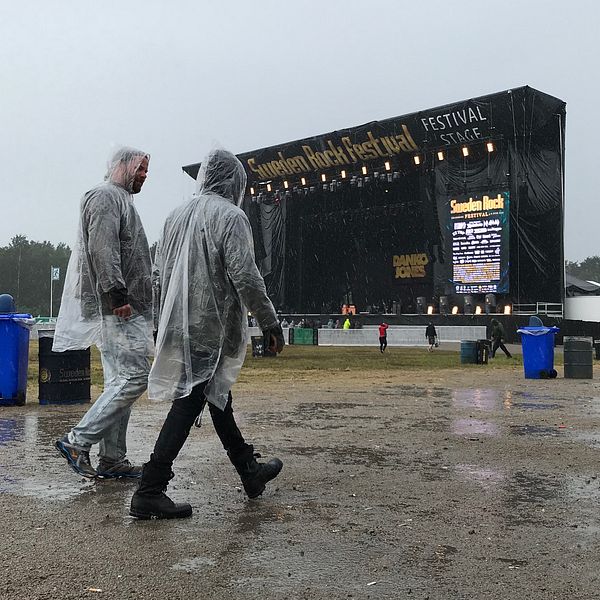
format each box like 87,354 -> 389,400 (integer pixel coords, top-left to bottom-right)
490,318 -> 512,358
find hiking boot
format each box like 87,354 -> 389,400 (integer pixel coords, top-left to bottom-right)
55,435 -> 97,479
129,461 -> 192,520
130,491 -> 192,520
230,448 -> 283,499
97,459 -> 143,479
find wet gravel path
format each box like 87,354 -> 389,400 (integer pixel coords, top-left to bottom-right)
1,367 -> 600,599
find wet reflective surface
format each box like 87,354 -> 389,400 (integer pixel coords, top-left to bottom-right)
2,373 -> 600,599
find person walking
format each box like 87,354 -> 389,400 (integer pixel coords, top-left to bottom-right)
378,322 -> 389,352
425,322 -> 437,351
489,318 -> 512,358
129,149 -> 285,520
53,147 -> 153,479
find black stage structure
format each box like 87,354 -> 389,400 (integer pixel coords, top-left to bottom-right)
184,86 -> 566,319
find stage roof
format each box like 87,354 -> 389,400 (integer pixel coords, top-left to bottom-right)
182,85 -> 565,183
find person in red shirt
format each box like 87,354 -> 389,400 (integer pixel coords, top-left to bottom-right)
378,322 -> 389,353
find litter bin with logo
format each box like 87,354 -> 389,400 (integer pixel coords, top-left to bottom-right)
38,329 -> 91,405
0,295 -> 34,406
517,326 -> 559,379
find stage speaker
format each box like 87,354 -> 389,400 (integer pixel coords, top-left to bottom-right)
439,296 -> 449,315
484,293 -> 496,314
416,296 -> 427,314
463,295 -> 474,315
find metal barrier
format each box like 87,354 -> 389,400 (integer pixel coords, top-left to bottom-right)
513,302 -> 563,317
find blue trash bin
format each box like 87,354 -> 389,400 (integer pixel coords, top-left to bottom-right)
0,313 -> 34,406
517,326 -> 559,379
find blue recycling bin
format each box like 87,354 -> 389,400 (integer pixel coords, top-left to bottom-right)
517,326 -> 559,379
0,313 -> 33,406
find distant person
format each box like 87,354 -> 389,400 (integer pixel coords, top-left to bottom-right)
53,147 -> 152,480
130,149 -> 284,520
343,317 -> 351,330
280,317 -> 290,328
378,322 -> 389,353
490,318 -> 512,358
326,318 -> 334,329
425,322 -> 437,351
334,319 -> 341,329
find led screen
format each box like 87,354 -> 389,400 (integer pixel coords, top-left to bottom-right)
448,191 -> 510,294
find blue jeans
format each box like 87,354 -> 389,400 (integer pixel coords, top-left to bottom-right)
69,314 -> 151,463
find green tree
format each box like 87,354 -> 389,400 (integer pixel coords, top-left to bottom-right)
566,256 -> 600,283
0,236 -> 71,316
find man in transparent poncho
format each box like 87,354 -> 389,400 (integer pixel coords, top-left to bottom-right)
130,149 -> 284,520
53,147 -> 153,479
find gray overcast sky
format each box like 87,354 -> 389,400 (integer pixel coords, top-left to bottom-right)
0,0 -> 596,260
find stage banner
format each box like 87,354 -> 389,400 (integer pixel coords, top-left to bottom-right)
440,191 -> 510,294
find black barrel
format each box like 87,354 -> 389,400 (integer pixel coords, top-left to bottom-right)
477,339 -> 490,364
38,332 -> 91,404
564,336 -> 593,379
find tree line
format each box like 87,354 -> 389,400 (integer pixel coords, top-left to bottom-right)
0,236 -> 158,317
565,257 -> 600,283
0,236 -> 71,316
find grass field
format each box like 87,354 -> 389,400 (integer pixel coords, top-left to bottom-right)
26,340 -> 545,389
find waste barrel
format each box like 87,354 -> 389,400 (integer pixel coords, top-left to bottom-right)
0,312 -> 33,406
460,340 -> 478,364
563,336 -> 593,379
38,330 -> 91,405
477,339 -> 490,364
517,326 -> 559,379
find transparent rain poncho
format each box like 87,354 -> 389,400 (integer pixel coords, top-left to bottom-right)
148,149 -> 279,409
53,147 -> 153,353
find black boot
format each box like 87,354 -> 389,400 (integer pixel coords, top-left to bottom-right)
230,446 -> 283,499
130,461 -> 192,520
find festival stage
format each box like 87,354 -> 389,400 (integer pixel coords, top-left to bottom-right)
184,86 -> 566,323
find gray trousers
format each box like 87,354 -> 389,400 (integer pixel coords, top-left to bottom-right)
69,314 -> 151,463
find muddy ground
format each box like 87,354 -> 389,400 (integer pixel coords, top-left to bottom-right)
1,359 -> 600,600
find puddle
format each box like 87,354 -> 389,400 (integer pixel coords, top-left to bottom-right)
236,505 -> 293,534
0,418 -> 23,445
509,425 -> 562,436
451,418 -> 500,437
452,389 -> 506,411
511,402 -> 563,410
